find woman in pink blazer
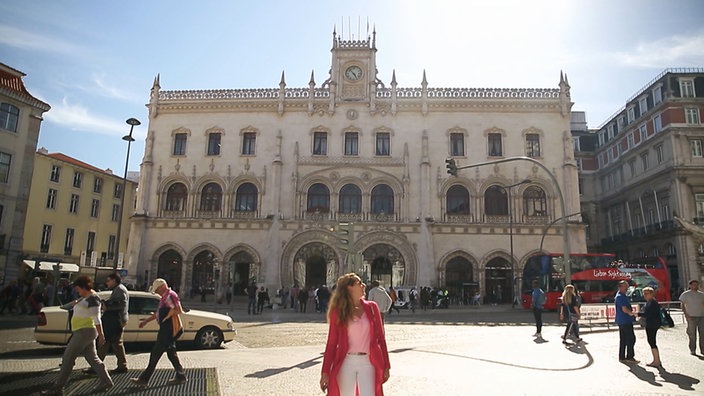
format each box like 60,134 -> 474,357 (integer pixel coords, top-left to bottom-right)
320,273 -> 391,396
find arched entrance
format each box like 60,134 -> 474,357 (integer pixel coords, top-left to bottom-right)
446,257 -> 475,304
192,251 -> 216,297
485,257 -> 512,304
227,251 -> 254,296
364,244 -> 405,288
157,249 -> 183,293
293,242 -> 339,288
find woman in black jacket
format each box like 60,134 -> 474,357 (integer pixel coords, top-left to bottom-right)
637,286 -> 662,367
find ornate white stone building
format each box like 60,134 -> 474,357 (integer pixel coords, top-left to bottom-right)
126,29 -> 586,302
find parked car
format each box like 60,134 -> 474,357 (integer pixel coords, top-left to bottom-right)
35,291 -> 236,349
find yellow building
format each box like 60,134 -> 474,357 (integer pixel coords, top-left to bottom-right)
22,149 -> 136,270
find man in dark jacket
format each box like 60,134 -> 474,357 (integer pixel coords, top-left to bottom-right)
89,272 -> 129,374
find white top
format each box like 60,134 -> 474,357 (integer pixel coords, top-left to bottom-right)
679,289 -> 704,317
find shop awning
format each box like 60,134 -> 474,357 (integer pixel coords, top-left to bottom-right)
23,260 -> 80,273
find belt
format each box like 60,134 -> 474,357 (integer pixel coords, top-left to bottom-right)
347,352 -> 367,355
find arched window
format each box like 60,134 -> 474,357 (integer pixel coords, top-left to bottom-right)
307,183 -> 330,212
235,183 -> 258,212
371,184 -> 394,214
484,185 -> 507,216
523,186 -> 547,216
0,103 -> 19,132
339,184 -> 361,214
200,182 -> 222,211
446,185 -> 470,214
165,182 -> 187,211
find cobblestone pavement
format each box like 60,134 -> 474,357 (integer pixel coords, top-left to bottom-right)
1,302 -> 702,395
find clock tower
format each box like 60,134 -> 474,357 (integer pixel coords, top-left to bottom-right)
328,27 -> 379,103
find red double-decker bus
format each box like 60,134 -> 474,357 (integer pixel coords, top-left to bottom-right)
521,253 -> 671,310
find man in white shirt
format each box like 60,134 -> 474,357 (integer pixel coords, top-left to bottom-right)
680,279 -> 704,355
367,281 -> 392,321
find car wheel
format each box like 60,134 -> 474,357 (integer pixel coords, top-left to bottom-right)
195,326 -> 223,349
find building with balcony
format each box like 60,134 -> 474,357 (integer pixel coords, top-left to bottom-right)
127,29 -> 586,302
0,63 -> 50,285
22,149 -> 137,270
578,68 -> 704,291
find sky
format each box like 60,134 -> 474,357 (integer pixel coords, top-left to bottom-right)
1,0 -> 703,175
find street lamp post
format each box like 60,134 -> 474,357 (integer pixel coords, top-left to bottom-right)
453,156 -> 571,281
502,179 -> 531,305
113,117 -> 140,269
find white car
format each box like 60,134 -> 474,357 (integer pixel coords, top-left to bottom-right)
35,291 -> 236,349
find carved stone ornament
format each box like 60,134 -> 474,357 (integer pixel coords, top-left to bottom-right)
346,109 -> 358,120
330,171 -> 340,182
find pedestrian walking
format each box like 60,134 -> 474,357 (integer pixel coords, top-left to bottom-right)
409,287 -> 418,313
41,275 -> 113,395
0,280 -> 20,314
637,286 -> 663,367
257,286 -> 269,314
320,273 -> 390,396
615,280 -> 639,363
387,286 -> 400,314
530,280 -> 545,339
559,284 -> 582,343
298,287 -> 309,313
86,272 -> 129,374
226,282 -> 233,305
679,279 -> 704,355
367,281 -> 392,321
130,278 -> 187,388
247,281 -> 257,315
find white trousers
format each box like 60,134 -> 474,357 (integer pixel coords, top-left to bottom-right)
337,354 -> 375,396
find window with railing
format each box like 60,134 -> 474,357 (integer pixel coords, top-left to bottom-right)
371,184 -> 394,214
235,183 -> 258,212
523,186 -> 547,216
64,228 -> 74,256
40,224 -> 52,253
484,186 -> 507,216
200,183 -> 222,212
165,183 -> 187,211
339,184 -> 362,214
446,185 -> 470,214
307,183 -> 330,213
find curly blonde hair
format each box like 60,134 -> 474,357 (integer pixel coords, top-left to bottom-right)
327,273 -> 362,326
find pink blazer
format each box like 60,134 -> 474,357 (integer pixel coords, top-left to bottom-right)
321,299 -> 390,396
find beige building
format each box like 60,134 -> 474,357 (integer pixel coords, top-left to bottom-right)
0,63 -> 50,285
22,149 -> 136,270
127,30 -> 586,302
577,68 -> 704,291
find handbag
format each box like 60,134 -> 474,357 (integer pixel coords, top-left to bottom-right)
659,307 -> 675,328
569,313 -> 580,323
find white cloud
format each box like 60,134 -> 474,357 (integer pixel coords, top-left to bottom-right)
0,25 -> 83,55
44,97 -> 142,138
615,30 -> 704,68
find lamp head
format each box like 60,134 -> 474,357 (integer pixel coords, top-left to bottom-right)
126,118 -> 141,126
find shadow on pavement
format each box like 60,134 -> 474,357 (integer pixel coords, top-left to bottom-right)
657,366 -> 700,391
244,354 -> 322,379
388,346 -> 594,371
625,363 -> 663,387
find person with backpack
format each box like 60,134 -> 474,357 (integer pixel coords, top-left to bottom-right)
530,280 -> 545,339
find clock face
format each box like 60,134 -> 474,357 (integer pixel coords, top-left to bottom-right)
345,65 -> 363,81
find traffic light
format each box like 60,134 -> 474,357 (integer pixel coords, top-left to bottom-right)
337,222 -> 354,252
445,158 -> 458,176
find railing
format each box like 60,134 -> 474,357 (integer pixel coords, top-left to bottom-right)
577,301 -> 683,332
